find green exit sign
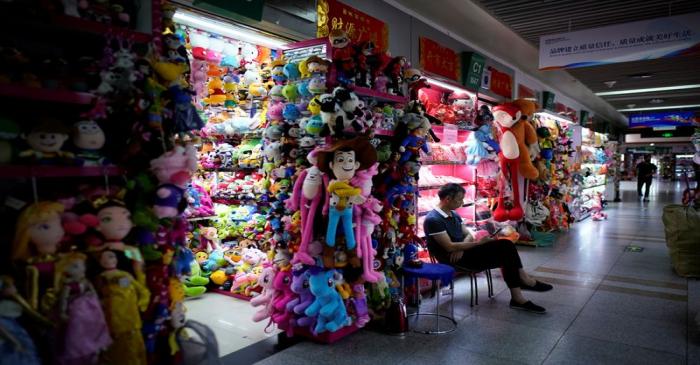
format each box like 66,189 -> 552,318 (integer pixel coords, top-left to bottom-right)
661,132 -> 674,137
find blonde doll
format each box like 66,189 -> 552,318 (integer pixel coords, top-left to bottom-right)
12,201 -> 65,312
55,252 -> 112,365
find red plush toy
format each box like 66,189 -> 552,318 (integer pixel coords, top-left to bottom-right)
492,103 -> 524,222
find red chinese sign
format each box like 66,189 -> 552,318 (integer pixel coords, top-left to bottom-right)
317,0 -> 389,51
489,67 -> 512,99
419,37 -> 460,81
517,84 -> 536,100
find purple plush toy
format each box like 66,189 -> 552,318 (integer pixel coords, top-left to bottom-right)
286,269 -> 315,328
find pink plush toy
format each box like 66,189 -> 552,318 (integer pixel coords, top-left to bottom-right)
590,192 -> 607,221
354,196 -> 383,282
288,166 -> 324,265
198,226 -> 220,252
251,266 -> 276,322
270,269 -> 296,335
150,144 -> 198,218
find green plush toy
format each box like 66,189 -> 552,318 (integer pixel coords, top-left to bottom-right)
0,117 -> 19,164
184,260 -> 209,297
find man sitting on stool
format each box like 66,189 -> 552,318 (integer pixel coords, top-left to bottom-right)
423,183 -> 553,314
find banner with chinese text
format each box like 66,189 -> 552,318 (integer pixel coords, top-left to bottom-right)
317,0 -> 389,52
539,12 -> 700,69
489,67 -> 512,99
629,111 -> 699,128
419,37 -> 460,81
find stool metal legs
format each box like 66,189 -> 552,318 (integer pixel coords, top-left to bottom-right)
469,269 -> 494,307
408,278 -> 457,334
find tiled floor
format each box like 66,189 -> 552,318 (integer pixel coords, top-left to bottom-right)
191,179 -> 700,364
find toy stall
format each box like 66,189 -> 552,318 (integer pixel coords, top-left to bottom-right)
0,1 -> 211,364
570,127 -> 615,221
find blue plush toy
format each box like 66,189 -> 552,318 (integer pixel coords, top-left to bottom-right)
283,103 -> 301,121
305,268 -> 350,333
283,62 -> 301,81
466,124 -> 500,165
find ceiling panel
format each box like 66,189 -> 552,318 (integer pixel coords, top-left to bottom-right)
473,0 -> 700,120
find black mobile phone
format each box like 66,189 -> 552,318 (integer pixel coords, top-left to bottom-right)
489,227 -> 504,238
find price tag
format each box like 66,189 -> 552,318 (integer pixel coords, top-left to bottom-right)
443,124 -> 458,145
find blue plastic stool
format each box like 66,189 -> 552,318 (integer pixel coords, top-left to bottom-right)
402,263 -> 457,334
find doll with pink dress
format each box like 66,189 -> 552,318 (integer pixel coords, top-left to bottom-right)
55,252 -> 112,365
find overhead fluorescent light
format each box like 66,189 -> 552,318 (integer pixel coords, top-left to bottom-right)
617,104 -> 700,112
596,84 -> 700,96
677,154 -> 694,158
535,110 -> 573,124
173,9 -> 289,49
425,77 -> 474,96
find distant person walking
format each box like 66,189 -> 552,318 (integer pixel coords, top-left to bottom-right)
636,155 -> 657,201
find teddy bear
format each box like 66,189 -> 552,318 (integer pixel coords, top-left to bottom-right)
510,99 -> 540,180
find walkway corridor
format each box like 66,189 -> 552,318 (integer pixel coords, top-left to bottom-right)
254,180 -> 698,365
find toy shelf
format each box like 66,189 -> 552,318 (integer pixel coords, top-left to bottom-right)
50,14 -> 153,43
353,87 -> 408,103
0,165 -> 123,178
202,166 -> 262,172
422,160 -> 466,166
374,129 -> 394,137
0,84 -> 95,105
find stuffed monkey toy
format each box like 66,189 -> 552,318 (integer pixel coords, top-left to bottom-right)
492,103 -> 525,222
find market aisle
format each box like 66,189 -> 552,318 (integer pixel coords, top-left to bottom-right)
251,180 -> 698,365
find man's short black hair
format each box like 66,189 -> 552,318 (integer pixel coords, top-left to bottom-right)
438,183 -> 465,200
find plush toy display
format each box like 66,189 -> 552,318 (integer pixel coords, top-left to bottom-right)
0,275 -> 48,365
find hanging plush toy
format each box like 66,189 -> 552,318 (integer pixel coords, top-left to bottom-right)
150,144 -> 198,218
492,103 -> 525,222
0,275 -> 48,365
286,269 -> 315,329
95,249 -> 150,365
271,269 -> 296,334
317,138 -> 378,251
304,268 -> 350,333
251,266 -> 276,322
510,99 -> 540,179
55,252 -> 112,365
287,156 -> 325,265
12,201 -> 65,312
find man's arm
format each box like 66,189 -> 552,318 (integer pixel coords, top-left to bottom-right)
430,231 -> 481,253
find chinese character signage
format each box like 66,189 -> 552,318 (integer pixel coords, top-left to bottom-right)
629,111 -> 699,128
517,84 -> 537,100
489,67 -> 512,99
539,12 -> 700,69
419,37 -> 460,81
461,52 -> 485,91
317,0 -> 389,52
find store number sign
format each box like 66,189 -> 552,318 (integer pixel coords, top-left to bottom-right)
317,0 -> 389,51
461,52 -> 485,91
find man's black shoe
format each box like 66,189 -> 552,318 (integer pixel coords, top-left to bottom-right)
509,300 -> 546,314
521,280 -> 553,292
